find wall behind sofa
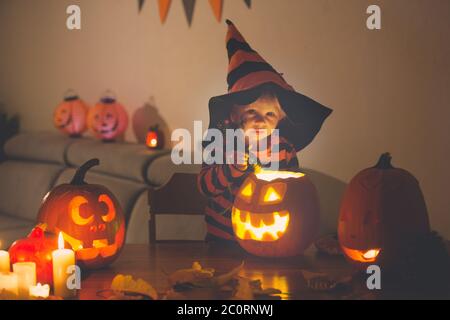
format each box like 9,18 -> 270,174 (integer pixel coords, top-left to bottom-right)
0,0 -> 449,238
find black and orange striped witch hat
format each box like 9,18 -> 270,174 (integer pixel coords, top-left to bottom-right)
208,20 -> 332,151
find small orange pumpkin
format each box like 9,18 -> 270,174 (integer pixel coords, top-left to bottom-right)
37,159 -> 126,269
88,94 -> 128,142
232,169 -> 320,257
53,93 -> 89,137
338,153 -> 430,267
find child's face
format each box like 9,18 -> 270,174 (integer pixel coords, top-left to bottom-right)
231,95 -> 284,140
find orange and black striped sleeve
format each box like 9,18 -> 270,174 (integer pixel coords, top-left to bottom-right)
197,163 -> 249,197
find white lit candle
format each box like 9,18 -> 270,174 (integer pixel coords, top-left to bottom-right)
29,283 -> 50,299
0,272 -> 19,299
13,262 -> 36,299
52,232 -> 76,298
0,250 -> 10,273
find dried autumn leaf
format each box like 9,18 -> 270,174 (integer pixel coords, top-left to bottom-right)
168,261 -> 215,287
301,270 -> 352,292
110,274 -> 158,300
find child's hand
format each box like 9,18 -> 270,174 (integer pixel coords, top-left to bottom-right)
226,151 -> 249,172
234,152 -> 249,172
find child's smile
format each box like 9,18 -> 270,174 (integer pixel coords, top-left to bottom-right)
231,93 -> 284,140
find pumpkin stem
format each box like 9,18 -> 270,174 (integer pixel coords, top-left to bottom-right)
70,158 -> 100,185
374,152 -> 394,169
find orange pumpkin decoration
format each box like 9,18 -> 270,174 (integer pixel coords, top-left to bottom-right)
87,95 -> 128,142
37,158 -> 126,269
145,125 -> 164,149
53,94 -> 89,137
232,169 -> 320,257
338,153 -> 430,267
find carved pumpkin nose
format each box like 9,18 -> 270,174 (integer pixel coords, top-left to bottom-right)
90,224 -> 106,232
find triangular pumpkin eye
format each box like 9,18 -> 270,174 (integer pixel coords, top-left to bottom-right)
241,182 -> 253,197
264,187 -> 281,202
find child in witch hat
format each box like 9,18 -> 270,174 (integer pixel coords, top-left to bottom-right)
197,20 -> 332,242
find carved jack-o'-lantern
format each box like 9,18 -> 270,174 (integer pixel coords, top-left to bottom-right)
53,94 -> 89,137
338,153 -> 430,267
37,159 -> 126,269
87,94 -> 128,142
232,170 -> 320,257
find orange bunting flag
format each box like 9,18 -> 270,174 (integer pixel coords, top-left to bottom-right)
209,0 -> 223,22
158,0 -> 172,24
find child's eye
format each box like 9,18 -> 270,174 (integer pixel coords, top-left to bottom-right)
245,109 -> 256,115
266,112 -> 276,118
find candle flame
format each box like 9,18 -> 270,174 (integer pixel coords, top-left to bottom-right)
58,232 -> 64,250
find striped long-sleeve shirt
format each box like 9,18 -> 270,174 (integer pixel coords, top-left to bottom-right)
197,135 -> 300,241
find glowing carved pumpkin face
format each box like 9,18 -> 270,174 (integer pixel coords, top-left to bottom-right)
232,170 -> 320,257
88,97 -> 128,141
53,95 -> 89,137
37,159 -> 126,269
338,153 -> 430,267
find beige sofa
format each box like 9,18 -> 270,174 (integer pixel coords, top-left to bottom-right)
0,132 -> 201,249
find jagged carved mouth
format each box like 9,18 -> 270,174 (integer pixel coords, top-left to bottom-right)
342,246 -> 381,263
94,120 -> 119,134
58,115 -> 73,129
232,208 -> 290,241
61,231 -> 118,260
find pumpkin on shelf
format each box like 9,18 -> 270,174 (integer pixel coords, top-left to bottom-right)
53,91 -> 89,138
87,92 -> 128,142
37,158 -> 126,269
232,169 -> 320,257
338,152 -> 430,267
8,226 -> 58,285
145,125 -> 164,149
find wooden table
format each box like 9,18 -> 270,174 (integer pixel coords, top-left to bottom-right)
78,242 -> 446,300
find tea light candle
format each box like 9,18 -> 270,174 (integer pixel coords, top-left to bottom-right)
0,250 -> 10,273
52,232 -> 76,298
13,262 -> 36,299
0,272 -> 19,299
29,283 -> 50,299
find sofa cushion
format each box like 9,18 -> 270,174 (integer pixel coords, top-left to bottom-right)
0,161 -> 65,221
54,168 -> 147,224
4,132 -> 75,164
146,153 -> 202,186
66,138 -> 170,183
0,214 -> 35,249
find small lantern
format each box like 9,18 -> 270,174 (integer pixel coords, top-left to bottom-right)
87,91 -> 129,142
53,90 -> 89,138
145,125 -> 164,149
232,169 -> 320,257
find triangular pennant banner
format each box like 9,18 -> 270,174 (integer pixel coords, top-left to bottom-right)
182,0 -> 196,26
138,0 -> 145,12
243,0 -> 251,8
158,0 -> 172,24
208,0 -> 223,22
